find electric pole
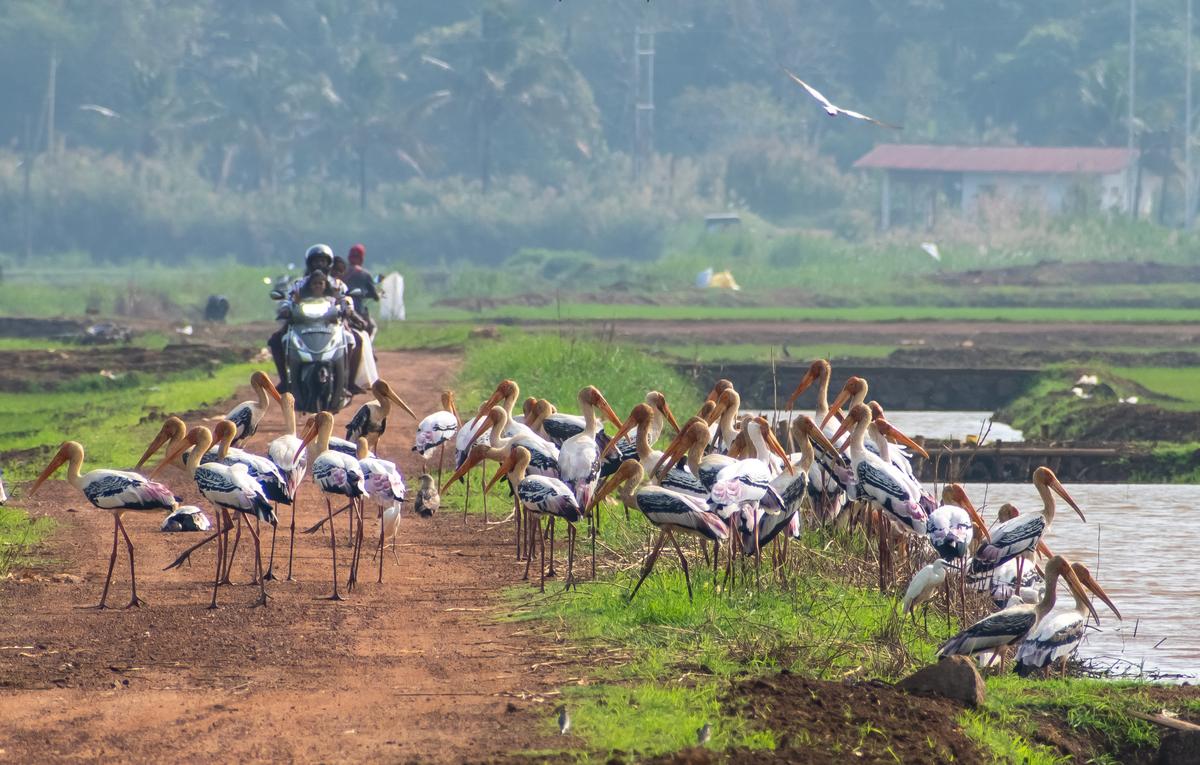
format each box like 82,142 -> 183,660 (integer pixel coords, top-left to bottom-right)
1187,0 -> 1194,228
633,27 -> 655,180
1128,0 -> 1137,219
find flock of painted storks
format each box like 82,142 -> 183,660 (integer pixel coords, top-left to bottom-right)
26,360 -> 1119,677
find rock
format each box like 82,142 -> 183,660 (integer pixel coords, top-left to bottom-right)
50,573 -> 84,584
897,656 -> 986,707
1157,730 -> 1200,765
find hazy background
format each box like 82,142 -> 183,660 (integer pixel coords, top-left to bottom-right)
2,0 -> 1198,317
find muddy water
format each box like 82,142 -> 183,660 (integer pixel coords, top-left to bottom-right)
963,482 -> 1198,678
753,409 -> 1023,443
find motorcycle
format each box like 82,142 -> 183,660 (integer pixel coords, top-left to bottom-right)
270,288 -> 362,414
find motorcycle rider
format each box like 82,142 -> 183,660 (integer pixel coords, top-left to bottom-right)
268,244 -> 351,392
343,243 -> 380,335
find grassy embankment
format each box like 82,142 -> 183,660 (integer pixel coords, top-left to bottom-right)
446,333 -> 1193,762
999,363 -> 1200,481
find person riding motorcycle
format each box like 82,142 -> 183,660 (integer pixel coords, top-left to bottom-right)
343,243 -> 380,337
268,244 -> 362,393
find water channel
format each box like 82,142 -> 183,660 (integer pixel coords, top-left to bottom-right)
752,409 -> 1195,678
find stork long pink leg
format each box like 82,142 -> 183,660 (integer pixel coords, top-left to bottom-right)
116,516 -> 145,608
94,515 -> 120,609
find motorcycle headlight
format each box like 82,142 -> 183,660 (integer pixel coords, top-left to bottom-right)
299,302 -> 330,319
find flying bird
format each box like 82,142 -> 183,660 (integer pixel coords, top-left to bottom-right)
783,69 -> 901,130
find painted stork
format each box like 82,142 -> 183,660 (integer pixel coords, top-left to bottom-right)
590,460 -> 728,602
296,411 -> 369,601
829,404 -> 928,533
1016,562 -> 1121,677
927,484 -> 989,562
414,390 -> 460,482
161,505 -> 211,532
772,415 -> 847,517
938,556 -> 1097,667
653,418 -> 737,494
356,437 -> 406,584
414,473 -> 440,518
785,359 -> 847,521
484,446 -> 581,591
469,405 -> 560,477
967,467 -> 1085,581
224,371 -> 282,446
709,388 -> 743,454
267,392 -> 307,580
136,416 -> 215,471
211,419 -> 290,583
557,386 -> 622,576
30,441 -> 179,608
152,427 -> 274,608
344,378 -> 417,451
597,391 -> 681,478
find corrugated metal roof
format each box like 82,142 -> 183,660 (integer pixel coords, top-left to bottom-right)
853,144 -> 1135,174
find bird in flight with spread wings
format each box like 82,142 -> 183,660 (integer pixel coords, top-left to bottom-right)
783,68 -> 901,130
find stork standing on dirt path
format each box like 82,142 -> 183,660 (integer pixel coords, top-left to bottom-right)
268,392 -> 307,581
557,385 -> 623,578
344,378 -> 417,452
30,441 -> 179,609
297,411 -> 369,601
154,426 -> 275,608
356,437 -> 406,584
224,371 -> 282,446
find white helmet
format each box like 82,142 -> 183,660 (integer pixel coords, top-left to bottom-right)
305,244 -> 334,272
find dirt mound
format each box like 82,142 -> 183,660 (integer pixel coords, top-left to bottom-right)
936,260 -> 1200,287
0,343 -> 255,392
654,672 -> 985,765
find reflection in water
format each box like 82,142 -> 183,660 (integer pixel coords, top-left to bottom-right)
964,483 -> 1197,678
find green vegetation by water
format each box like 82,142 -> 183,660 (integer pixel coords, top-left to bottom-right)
445,334 -> 1187,762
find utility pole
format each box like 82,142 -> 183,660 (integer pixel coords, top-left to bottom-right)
1128,0 -> 1138,219
633,27 -> 655,180
46,45 -> 57,157
1187,0 -> 1194,228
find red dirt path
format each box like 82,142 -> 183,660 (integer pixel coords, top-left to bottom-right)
0,350 -> 569,763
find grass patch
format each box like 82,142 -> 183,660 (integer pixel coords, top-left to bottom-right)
0,361 -> 260,482
1111,366 -> 1200,409
0,505 -> 54,576
421,302 -> 1200,325
457,332 -> 702,417
372,321 -> 477,351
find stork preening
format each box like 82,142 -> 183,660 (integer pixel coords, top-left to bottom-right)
31,441 -> 179,608
414,390 -> 460,482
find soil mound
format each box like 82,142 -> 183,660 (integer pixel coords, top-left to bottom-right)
936,260 -> 1200,287
654,672 -> 985,765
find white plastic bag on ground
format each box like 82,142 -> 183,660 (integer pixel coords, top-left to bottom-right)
355,330 -> 380,388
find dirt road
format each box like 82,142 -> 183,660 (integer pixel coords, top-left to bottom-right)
0,350 -> 566,763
